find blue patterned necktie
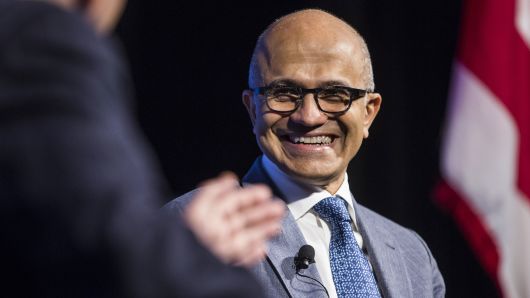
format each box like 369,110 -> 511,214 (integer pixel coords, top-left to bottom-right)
313,196 -> 381,298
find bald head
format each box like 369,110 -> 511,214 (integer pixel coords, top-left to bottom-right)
248,9 -> 374,91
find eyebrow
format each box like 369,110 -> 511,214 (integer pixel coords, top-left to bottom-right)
267,79 -> 300,87
267,79 -> 351,88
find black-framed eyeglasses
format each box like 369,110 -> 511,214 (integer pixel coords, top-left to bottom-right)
252,85 -> 369,114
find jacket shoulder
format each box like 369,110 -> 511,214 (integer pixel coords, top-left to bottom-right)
356,204 -> 434,259
356,204 -> 422,241
356,204 -> 445,297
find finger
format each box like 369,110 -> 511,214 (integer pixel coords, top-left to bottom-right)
233,245 -> 267,267
243,199 -> 285,226
185,181 -> 255,244
216,193 -> 275,236
233,184 -> 273,210
228,220 -> 280,266
216,184 -> 273,218
219,215 -> 282,267
230,219 -> 282,256
184,175 -> 240,233
190,174 -> 240,210
226,199 -> 285,233
197,171 -> 239,188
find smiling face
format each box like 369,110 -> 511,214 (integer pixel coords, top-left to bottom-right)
243,10 -> 381,193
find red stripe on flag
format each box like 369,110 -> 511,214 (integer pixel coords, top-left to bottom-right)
458,0 -> 530,199
435,180 -> 503,296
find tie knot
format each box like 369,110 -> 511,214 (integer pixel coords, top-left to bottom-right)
313,196 -> 351,224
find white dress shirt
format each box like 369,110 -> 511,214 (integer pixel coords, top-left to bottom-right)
262,156 -> 368,298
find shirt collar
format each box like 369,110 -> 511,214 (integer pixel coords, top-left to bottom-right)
261,155 -> 358,227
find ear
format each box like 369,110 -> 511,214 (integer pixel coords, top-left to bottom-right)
363,93 -> 382,138
242,90 -> 257,133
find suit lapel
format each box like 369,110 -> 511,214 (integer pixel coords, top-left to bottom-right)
244,158 -> 412,297
354,202 -> 413,298
243,158 -> 327,298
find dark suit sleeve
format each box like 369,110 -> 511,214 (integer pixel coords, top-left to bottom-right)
0,2 -> 262,297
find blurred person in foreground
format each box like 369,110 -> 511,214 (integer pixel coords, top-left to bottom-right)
166,9 -> 445,297
0,0 -> 284,297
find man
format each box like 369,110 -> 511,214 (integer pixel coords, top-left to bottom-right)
0,0 -> 283,296
167,9 -> 445,297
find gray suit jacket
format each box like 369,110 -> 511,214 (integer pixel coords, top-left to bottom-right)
166,157 -> 445,298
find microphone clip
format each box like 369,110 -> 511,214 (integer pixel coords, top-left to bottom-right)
293,245 -> 329,297
294,245 -> 315,272
294,255 -> 315,272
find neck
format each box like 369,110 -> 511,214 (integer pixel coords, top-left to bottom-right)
289,171 -> 346,195
321,177 -> 344,195
261,155 -> 347,195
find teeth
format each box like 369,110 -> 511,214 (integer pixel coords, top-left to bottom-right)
290,136 -> 332,144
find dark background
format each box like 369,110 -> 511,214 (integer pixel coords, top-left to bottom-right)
116,1 -> 499,297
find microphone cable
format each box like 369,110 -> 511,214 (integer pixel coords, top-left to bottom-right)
294,244 -> 329,298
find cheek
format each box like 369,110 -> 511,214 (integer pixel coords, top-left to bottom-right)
253,117 -> 268,136
254,112 -> 282,136
339,114 -> 365,151
253,114 -> 285,158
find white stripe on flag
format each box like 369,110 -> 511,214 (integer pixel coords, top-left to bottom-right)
442,62 -> 530,298
516,0 -> 530,47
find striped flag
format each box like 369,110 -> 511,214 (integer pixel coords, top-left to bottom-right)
436,0 -> 530,296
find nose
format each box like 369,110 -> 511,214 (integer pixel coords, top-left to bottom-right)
289,94 -> 328,127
